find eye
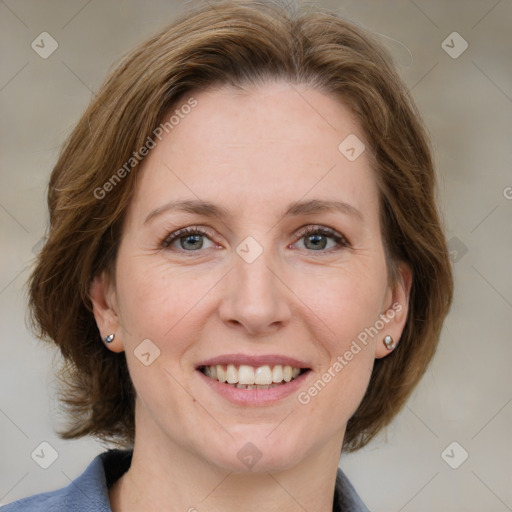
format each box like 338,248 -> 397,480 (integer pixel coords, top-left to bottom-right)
161,226 -> 217,252
160,225 -> 350,255
293,226 -> 350,252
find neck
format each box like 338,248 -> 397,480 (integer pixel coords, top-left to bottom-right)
109,409 -> 344,512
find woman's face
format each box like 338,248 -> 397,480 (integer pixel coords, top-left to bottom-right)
91,81 -> 409,472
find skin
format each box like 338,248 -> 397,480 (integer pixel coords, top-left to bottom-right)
90,81 -> 411,512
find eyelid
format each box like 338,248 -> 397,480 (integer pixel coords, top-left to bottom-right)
161,225 -> 218,249
294,224 -> 351,248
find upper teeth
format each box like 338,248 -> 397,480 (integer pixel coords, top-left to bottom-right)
203,364 -> 301,385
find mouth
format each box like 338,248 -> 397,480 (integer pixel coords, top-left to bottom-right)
194,354 -> 312,404
198,364 -> 309,389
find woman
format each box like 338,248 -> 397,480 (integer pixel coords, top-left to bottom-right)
6,0 -> 453,510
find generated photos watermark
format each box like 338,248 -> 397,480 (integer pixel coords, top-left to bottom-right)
93,97 -> 198,200
297,302 -> 403,405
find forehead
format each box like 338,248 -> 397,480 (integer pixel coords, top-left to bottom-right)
129,82 -> 379,225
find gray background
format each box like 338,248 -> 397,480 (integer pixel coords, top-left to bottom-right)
1,0 -> 511,510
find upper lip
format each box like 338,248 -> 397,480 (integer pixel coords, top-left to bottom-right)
196,353 -> 311,369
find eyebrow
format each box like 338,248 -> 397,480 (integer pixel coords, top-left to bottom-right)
143,198 -> 363,225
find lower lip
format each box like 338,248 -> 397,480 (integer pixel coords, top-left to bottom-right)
196,370 -> 311,405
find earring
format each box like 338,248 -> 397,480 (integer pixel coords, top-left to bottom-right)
383,335 -> 395,350
103,333 -> 115,344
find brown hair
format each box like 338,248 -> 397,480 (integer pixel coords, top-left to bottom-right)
28,0 -> 453,451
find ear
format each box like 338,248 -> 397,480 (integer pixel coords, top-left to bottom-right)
374,262 -> 412,359
89,271 -> 125,353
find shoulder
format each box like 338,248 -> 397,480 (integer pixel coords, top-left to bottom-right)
333,467 -> 371,512
1,449 -> 132,512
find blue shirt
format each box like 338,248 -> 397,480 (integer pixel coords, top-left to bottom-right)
2,449 -> 370,511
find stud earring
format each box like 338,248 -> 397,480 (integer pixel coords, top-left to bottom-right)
103,333 -> 115,344
383,335 -> 395,350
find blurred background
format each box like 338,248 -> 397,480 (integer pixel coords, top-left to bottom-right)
1,1 -> 511,510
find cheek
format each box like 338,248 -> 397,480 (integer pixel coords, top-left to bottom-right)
296,260 -> 386,409
115,255 -> 217,342
114,260 -> 211,415
300,260 -> 388,344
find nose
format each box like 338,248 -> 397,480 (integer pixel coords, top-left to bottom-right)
218,246 -> 292,336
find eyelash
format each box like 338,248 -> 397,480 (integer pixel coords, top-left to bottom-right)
160,225 -> 351,254
161,226 -> 216,250
296,225 -> 350,250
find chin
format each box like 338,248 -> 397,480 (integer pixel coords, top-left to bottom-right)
202,425 -> 311,474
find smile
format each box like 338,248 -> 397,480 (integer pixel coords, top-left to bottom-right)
195,355 -> 312,405
199,364 -> 305,389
